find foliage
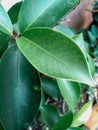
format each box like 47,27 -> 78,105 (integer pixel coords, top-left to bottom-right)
0,0 -> 97,130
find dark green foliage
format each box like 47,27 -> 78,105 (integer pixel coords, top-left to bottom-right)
40,105 -> 60,128
41,77 -> 61,98
53,111 -> 73,130
0,45 -> 41,130
0,1 -> 96,130
0,31 -> 10,57
8,2 -> 22,24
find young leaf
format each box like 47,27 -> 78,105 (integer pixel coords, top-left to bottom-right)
72,34 -> 87,56
41,77 -> 61,98
87,55 -> 95,76
0,4 -> 13,35
16,28 -> 95,86
88,31 -> 97,46
40,105 -> 60,128
71,102 -> 92,127
53,111 -> 73,130
72,34 -> 95,76
54,24 -> 75,37
8,2 -> 22,24
57,79 -> 80,112
18,0 -> 79,33
0,45 -> 41,130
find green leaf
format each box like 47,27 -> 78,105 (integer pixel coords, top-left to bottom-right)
41,77 -> 61,98
88,31 -> 97,46
0,45 -> 41,130
8,2 -> 22,34
91,25 -> 98,38
72,34 -> 87,56
40,89 -> 46,106
79,83 -> 88,90
0,4 -> 13,35
87,55 -> 95,76
54,24 -> 75,37
16,28 -> 95,86
40,105 -> 60,128
8,2 -> 22,24
53,111 -> 73,130
57,79 -> 80,112
72,34 -> 95,76
18,0 -> 79,33
71,102 -> 92,127
0,31 -> 10,57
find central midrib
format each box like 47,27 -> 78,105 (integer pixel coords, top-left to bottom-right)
24,0 -> 54,32
22,36 -> 70,71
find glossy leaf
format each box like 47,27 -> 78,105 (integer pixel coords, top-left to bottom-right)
0,31 -> 10,57
54,24 -> 75,37
0,45 -> 41,130
8,2 -> 22,33
40,105 -> 60,128
53,111 -> 73,130
72,34 -> 95,76
87,55 -> 95,76
91,25 -> 98,38
72,34 -> 87,56
0,4 -> 13,35
18,0 -> 79,33
16,28 -> 95,86
57,79 -> 80,112
8,2 -> 22,24
71,102 -> 92,127
58,32 -> 95,79
88,31 -> 97,47
41,77 -> 61,98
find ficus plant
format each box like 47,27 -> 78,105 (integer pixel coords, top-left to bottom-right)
0,0 -> 97,130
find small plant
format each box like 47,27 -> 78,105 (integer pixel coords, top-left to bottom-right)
0,0 -> 97,130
